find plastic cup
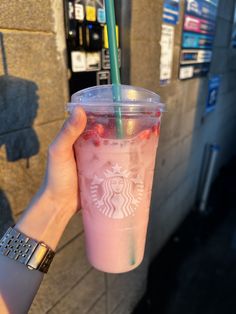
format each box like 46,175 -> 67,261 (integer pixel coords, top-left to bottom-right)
68,85 -> 164,273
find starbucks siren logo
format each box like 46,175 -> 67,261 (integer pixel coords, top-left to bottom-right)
90,164 -> 144,219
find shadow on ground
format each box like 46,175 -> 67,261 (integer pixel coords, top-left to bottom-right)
133,156 -> 236,314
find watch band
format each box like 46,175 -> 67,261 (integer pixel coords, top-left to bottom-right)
0,227 -> 55,273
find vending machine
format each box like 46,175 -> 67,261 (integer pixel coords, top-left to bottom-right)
64,0 -> 122,96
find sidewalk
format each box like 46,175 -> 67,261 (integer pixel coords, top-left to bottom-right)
133,156 -> 236,314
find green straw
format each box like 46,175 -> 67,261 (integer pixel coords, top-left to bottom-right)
104,0 -> 123,138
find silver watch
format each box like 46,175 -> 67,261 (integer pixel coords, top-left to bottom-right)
0,227 -> 55,273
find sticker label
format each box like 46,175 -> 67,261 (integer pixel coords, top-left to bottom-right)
179,0 -> 219,80
90,164 -> 144,219
68,1 -> 74,19
71,51 -> 86,72
179,63 -> 210,79
86,52 -> 101,71
184,15 -> 215,34
182,32 -> 213,49
163,0 -> 180,25
180,49 -> 212,64
96,70 -> 110,85
160,24 -> 174,85
97,8 -> 106,23
74,3 -> 85,21
102,48 -> 121,69
185,0 -> 217,20
179,66 -> 194,79
86,5 -> 96,22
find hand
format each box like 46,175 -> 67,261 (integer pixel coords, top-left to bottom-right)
44,106 -> 87,217
16,107 -> 87,250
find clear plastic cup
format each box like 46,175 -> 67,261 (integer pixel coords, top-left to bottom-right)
68,85 -> 164,273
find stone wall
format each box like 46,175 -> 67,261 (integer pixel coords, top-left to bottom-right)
0,0 -> 68,224
1,1 -> 236,314
128,0 -> 236,312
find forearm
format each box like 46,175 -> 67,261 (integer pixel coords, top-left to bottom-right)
0,107 -> 86,313
16,189 -> 72,251
0,255 -> 43,314
0,191 -> 71,314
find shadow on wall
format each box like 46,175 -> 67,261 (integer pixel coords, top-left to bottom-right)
0,32 -> 40,235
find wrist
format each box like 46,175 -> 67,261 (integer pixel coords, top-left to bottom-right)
16,189 -> 72,251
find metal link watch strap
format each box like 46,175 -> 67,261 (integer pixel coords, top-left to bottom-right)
0,227 -> 55,273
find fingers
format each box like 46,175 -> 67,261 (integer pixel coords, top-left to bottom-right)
49,107 -> 87,158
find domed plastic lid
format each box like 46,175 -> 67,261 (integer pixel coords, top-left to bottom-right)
67,84 -> 165,114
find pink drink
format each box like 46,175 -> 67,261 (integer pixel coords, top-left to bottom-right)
70,85 -> 164,273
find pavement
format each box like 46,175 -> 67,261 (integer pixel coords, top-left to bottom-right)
133,156 -> 236,314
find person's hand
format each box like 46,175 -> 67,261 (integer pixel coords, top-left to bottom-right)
16,107 -> 87,250
43,106 -> 87,217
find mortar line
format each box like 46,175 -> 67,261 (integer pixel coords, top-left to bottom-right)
0,117 -> 65,137
0,27 -> 55,35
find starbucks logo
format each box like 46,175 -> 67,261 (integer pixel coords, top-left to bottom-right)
90,164 -> 144,219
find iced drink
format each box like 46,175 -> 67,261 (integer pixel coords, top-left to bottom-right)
69,85 -> 164,273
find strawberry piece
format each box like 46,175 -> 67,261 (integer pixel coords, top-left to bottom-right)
94,124 -> 105,136
82,130 -> 97,140
155,111 -> 161,118
102,128 -> 112,139
139,129 -> 151,140
108,118 -> 115,129
152,125 -> 160,136
93,139 -> 100,147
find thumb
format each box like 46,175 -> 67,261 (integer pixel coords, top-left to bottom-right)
50,107 -> 87,158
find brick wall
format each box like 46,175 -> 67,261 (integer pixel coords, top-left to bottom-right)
1,1 -> 236,314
